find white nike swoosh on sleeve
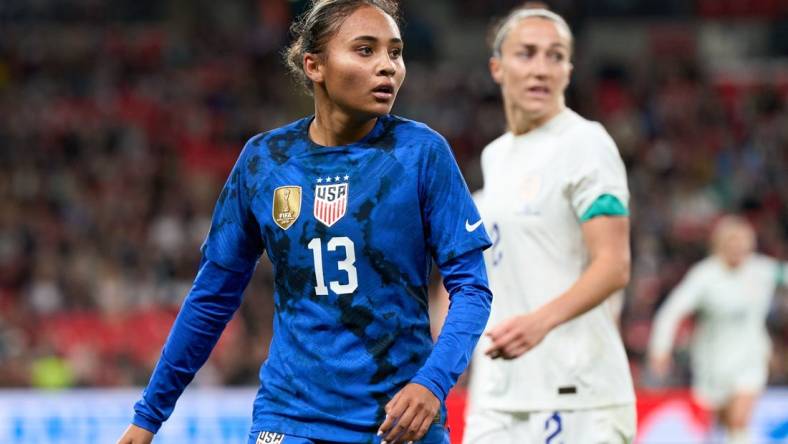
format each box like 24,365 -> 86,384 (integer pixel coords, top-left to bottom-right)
465,219 -> 483,232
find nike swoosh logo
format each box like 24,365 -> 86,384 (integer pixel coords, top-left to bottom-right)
465,219 -> 483,232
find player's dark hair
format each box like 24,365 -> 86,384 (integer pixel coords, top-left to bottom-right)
284,0 -> 401,94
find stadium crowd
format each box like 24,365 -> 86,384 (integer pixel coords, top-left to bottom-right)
0,0 -> 786,390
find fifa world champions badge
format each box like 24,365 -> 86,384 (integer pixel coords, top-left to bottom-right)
314,175 -> 349,227
272,186 -> 302,230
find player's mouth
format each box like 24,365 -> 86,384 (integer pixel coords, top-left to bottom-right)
372,83 -> 395,101
526,85 -> 551,98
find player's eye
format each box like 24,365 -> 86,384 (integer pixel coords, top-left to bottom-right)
548,51 -> 565,62
389,47 -> 402,59
516,47 -> 537,59
356,46 -> 373,56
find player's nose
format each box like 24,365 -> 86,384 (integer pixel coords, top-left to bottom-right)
376,53 -> 397,77
530,53 -> 550,78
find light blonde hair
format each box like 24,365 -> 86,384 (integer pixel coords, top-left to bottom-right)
489,4 -> 574,58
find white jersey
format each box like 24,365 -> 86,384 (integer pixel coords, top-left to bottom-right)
468,108 -> 635,411
649,254 -> 785,405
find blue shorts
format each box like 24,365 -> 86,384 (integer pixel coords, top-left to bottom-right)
248,425 -> 450,444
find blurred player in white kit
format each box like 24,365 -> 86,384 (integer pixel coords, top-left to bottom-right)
649,215 -> 787,444
461,3 -> 637,443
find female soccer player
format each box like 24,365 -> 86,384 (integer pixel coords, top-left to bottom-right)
462,5 -> 636,444
649,216 -> 786,444
116,1 -> 492,443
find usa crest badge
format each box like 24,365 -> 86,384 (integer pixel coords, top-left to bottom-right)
272,186 -> 301,230
314,176 -> 349,227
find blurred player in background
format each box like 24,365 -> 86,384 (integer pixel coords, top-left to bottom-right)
462,4 -> 636,443
117,1 -> 492,443
649,215 -> 787,444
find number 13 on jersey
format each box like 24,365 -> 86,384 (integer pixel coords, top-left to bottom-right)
307,237 -> 358,296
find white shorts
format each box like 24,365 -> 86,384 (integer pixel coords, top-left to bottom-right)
462,404 -> 636,444
694,362 -> 768,409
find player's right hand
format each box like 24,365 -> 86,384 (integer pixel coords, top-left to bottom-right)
116,424 -> 154,444
485,311 -> 550,360
377,383 -> 440,444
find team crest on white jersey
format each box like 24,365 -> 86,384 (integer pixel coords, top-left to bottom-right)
314,175 -> 349,227
272,186 -> 302,230
519,175 -> 542,202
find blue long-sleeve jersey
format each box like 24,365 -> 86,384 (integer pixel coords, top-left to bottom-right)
132,115 -> 492,443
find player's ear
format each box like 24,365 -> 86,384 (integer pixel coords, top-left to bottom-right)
304,52 -> 325,84
489,56 -> 503,85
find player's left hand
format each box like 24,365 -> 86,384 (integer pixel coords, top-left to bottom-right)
485,311 -> 550,359
377,383 -> 440,444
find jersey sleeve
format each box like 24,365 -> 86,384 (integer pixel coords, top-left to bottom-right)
420,137 -> 491,265
566,124 -> 630,221
649,264 -> 706,357
201,143 -> 265,272
411,249 -> 491,400
132,257 -> 255,433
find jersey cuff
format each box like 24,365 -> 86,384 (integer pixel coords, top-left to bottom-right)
410,375 -> 447,401
132,412 -> 162,434
579,194 -> 628,222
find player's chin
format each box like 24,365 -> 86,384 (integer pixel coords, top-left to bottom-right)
520,99 -> 550,114
368,98 -> 396,115
519,102 -> 556,122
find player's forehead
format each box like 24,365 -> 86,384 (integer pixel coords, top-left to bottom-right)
329,5 -> 401,46
502,17 -> 570,51
724,227 -> 754,242
715,219 -> 753,238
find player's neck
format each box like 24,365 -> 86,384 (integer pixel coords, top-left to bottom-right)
719,254 -> 748,270
506,102 -> 565,136
310,101 -> 378,147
